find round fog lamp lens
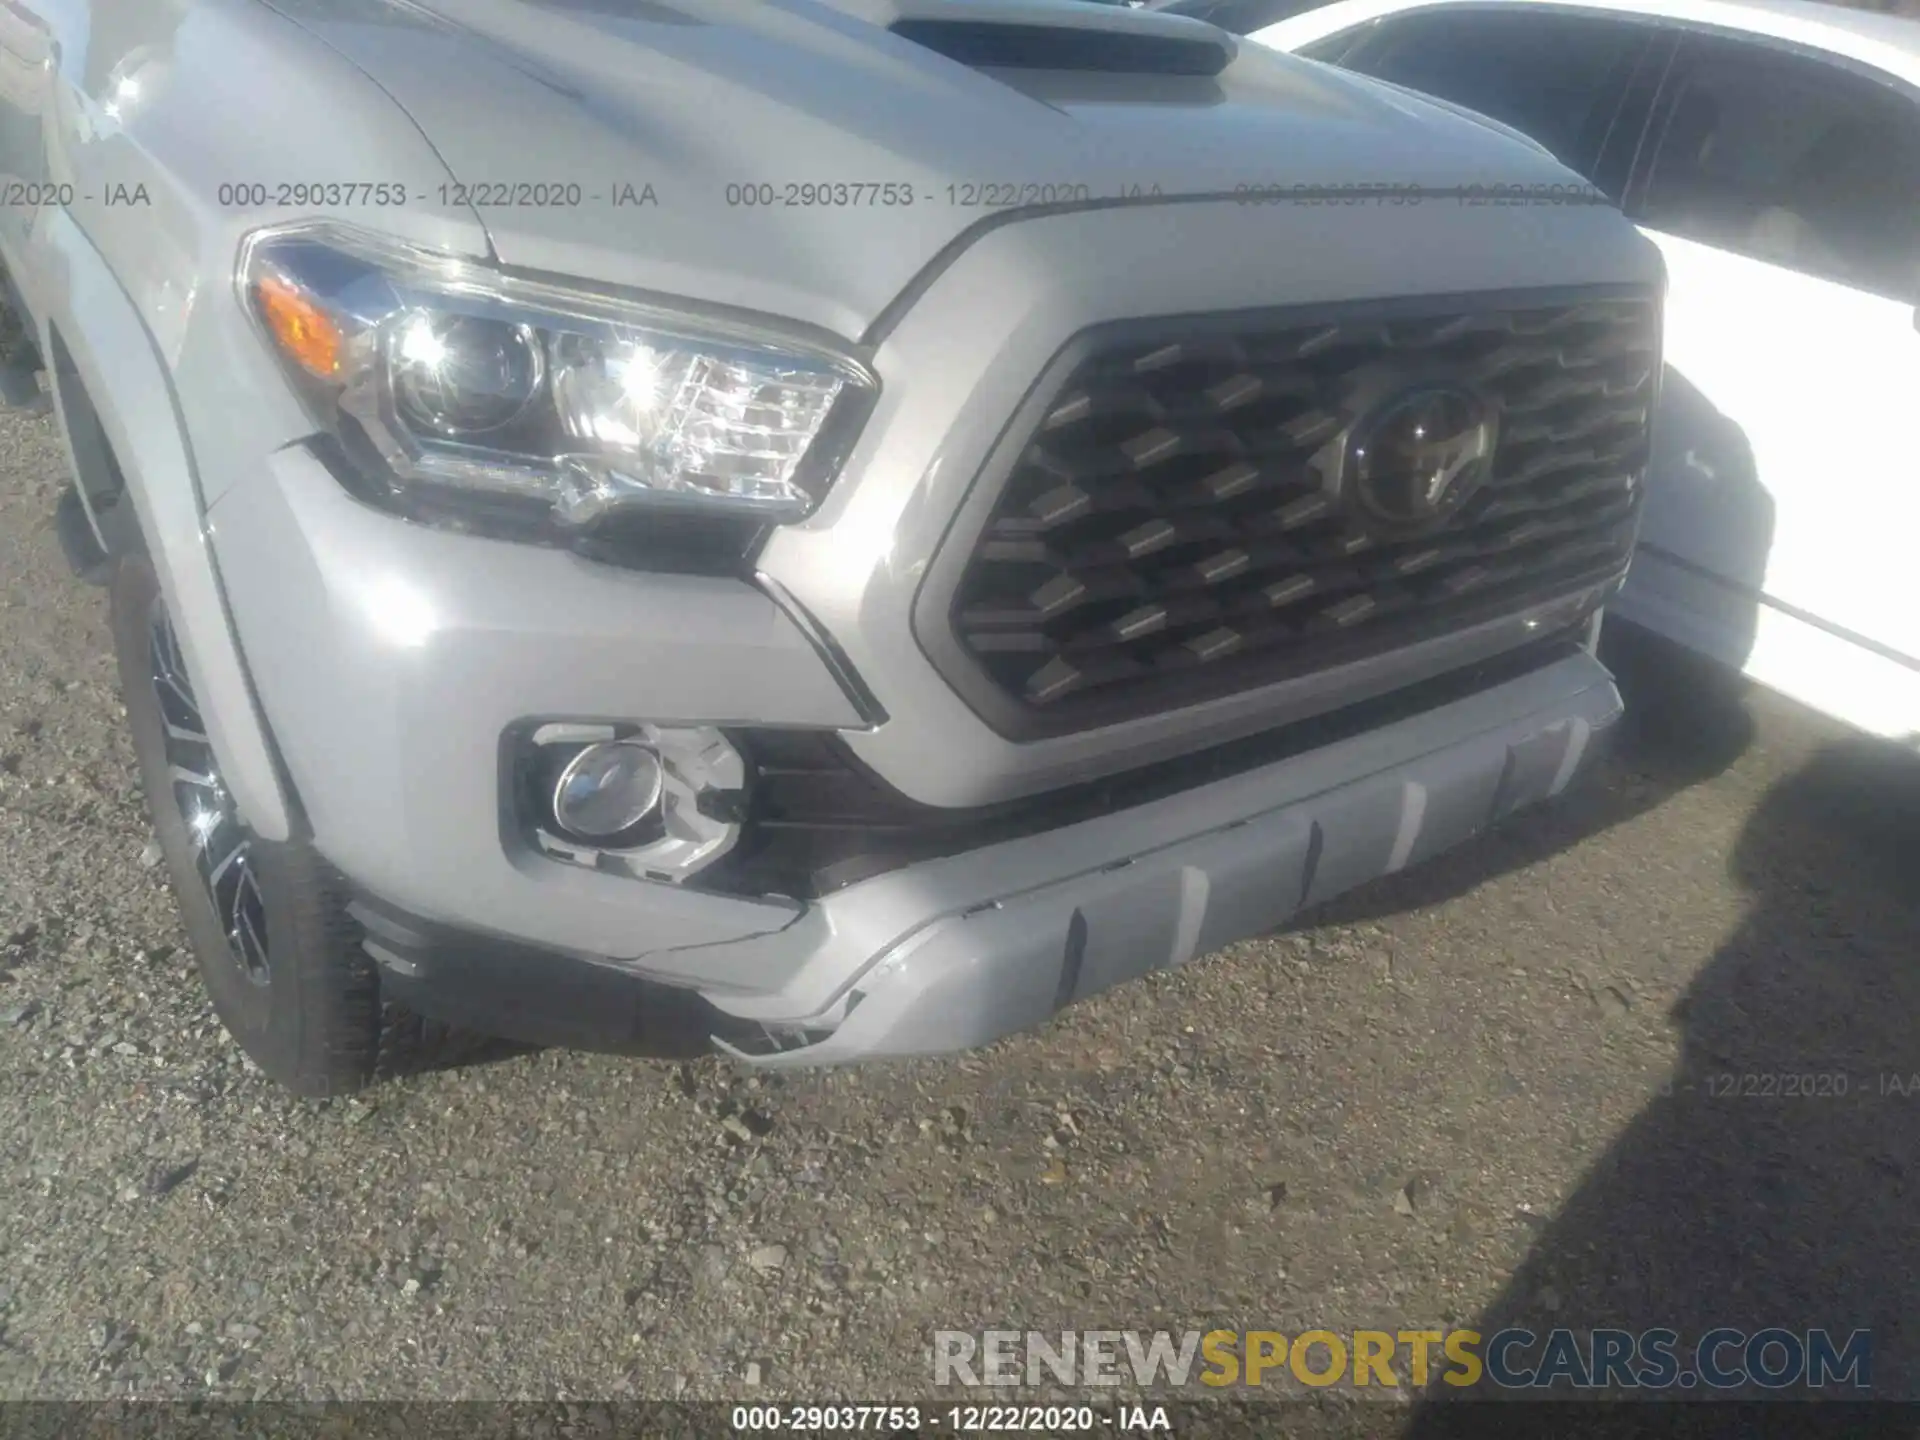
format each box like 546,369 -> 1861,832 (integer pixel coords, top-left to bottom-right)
551,741 -> 665,840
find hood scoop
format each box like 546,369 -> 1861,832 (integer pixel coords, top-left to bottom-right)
889,18 -> 1230,75
821,0 -> 1236,76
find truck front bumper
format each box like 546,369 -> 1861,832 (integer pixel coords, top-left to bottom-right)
336,638 -> 1619,1066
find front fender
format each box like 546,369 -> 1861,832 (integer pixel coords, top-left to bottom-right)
38,204 -> 293,841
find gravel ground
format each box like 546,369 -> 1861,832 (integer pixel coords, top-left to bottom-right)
2,400 -> 1917,1423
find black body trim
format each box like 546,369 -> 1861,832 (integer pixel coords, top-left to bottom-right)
348,891 -> 756,1056
755,570 -> 892,728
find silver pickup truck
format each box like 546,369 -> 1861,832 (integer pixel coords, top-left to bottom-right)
0,0 -> 1660,1094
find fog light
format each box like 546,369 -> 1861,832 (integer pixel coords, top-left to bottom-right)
551,741 -> 664,841
518,721 -> 747,883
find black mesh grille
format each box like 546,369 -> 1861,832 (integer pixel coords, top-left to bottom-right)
944,290 -> 1658,735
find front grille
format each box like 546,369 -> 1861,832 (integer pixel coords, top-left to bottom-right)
938,288 -> 1658,736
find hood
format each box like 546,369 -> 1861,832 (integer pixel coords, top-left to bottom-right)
265,0 -> 1596,339
1364,75 -> 1558,160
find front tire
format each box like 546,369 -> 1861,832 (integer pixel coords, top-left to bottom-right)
110,550 -> 383,1096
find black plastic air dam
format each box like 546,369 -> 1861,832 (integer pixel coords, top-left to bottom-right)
348,890 -> 756,1056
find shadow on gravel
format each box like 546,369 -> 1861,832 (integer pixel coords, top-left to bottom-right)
367,971 -> 721,1093
380,975 -> 723,1085
377,1022 -> 558,1087
570,982 -> 736,1063
1299,618 -> 1761,936
1397,716 -> 1920,1434
362,915 -> 735,1084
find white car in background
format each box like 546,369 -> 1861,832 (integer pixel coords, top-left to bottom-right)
1256,0 -> 1920,742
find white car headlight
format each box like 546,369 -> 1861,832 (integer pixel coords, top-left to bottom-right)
239,223 -> 876,531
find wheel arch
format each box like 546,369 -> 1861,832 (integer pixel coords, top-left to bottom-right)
38,206 -> 295,842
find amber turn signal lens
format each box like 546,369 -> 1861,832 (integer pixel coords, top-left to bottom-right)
255,273 -> 342,379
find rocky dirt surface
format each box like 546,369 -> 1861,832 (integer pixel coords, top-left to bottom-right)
2,403 -> 1916,1427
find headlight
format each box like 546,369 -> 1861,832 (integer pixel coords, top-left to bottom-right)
239,223 -> 877,531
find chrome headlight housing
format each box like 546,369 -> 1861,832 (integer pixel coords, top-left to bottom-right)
239,224 -> 877,533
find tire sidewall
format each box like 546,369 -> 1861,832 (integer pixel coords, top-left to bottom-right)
110,553 -> 284,1049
